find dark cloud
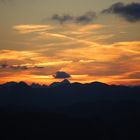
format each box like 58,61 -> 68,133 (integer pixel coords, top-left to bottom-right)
0,63 -> 9,69
75,11 -> 96,24
0,63 -> 28,71
102,2 -> 140,22
0,63 -> 45,71
52,14 -> 73,24
53,71 -> 71,79
10,65 -> 28,70
34,66 -> 45,69
51,11 -> 96,24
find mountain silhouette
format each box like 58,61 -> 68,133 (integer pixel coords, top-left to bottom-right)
0,80 -> 140,138
0,80 -> 111,89
11,81 -> 30,90
88,81 -> 109,87
31,83 -> 48,88
49,79 -> 70,87
31,83 -> 42,88
0,81 -> 17,87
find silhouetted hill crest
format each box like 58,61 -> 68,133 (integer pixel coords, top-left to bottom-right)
12,81 -> 30,89
49,79 -> 70,87
0,81 -> 140,90
86,81 -> 109,87
0,81 -> 17,87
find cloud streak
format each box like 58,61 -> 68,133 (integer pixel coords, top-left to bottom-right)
126,71 -> 140,79
0,40 -> 140,85
13,24 -> 53,34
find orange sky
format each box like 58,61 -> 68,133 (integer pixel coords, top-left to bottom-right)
0,0 -> 140,85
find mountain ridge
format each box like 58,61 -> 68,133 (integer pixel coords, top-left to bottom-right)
1,79 -> 134,88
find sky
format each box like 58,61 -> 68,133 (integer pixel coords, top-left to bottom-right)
0,0 -> 140,85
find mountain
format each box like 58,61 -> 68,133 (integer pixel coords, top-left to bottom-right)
0,81 -> 30,90
0,80 -> 139,90
88,81 -> 109,87
50,79 -> 70,87
13,81 -> 30,89
61,79 -> 70,84
31,83 -> 42,88
31,83 -> 48,88
0,81 -> 17,87
0,80 -> 140,138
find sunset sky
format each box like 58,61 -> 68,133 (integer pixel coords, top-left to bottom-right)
0,0 -> 140,85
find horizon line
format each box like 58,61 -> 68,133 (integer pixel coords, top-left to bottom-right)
1,80 -> 140,87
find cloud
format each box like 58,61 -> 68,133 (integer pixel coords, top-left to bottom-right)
0,63 -> 28,70
52,14 -> 73,24
75,11 -> 96,24
38,32 -> 95,45
102,2 -> 140,22
58,41 -> 140,79
36,61 -> 72,67
1,40 -> 140,85
0,61 -> 73,71
0,50 -> 40,61
10,65 -> 28,70
127,71 -> 140,79
13,24 -> 53,34
13,23 -> 104,49
0,63 -> 46,71
51,11 -> 96,24
53,71 -> 71,79
0,63 -> 9,69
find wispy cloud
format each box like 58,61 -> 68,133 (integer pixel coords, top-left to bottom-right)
13,23 -> 103,46
2,18 -> 138,85
1,40 -> 140,85
13,24 -> 53,34
37,32 -> 96,45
